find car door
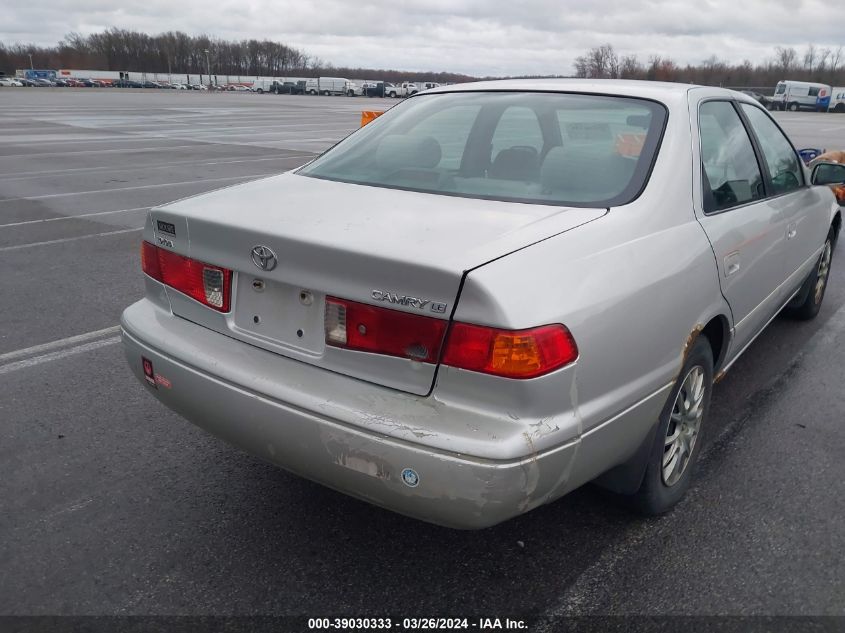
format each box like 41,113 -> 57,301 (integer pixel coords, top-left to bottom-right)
693,99 -> 788,357
738,103 -> 829,291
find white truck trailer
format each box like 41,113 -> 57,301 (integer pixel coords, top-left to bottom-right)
305,77 -> 351,95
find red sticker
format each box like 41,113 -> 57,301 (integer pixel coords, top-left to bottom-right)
141,357 -> 156,387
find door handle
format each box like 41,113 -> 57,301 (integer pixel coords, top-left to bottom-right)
786,222 -> 797,240
724,252 -> 741,277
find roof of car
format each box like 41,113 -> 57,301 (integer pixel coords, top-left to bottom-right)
425,78 -> 739,100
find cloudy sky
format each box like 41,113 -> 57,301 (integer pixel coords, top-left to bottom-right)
1,0 -> 839,76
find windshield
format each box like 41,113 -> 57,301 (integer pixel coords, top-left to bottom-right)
298,91 -> 667,207
776,84 -> 786,94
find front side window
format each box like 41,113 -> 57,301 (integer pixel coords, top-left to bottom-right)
740,104 -> 804,195
298,91 -> 667,207
699,101 -> 765,212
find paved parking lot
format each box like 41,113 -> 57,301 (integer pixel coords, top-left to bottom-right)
1,89 -> 844,618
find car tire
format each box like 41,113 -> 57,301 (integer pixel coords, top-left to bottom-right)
835,104 -> 845,113
389,92 -> 396,98
785,230 -> 834,320
789,102 -> 800,111
628,336 -> 714,515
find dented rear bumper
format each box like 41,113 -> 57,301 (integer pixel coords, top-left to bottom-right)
121,299 -> 579,529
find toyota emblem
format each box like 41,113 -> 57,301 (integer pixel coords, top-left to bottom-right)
251,245 -> 277,271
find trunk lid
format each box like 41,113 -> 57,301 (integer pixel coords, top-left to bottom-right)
151,172 -> 606,395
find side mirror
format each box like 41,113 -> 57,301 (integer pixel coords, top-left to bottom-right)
811,162 -> 845,186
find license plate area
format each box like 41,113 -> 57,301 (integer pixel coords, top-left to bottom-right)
232,276 -> 325,354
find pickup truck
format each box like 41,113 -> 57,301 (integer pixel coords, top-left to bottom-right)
384,82 -> 420,98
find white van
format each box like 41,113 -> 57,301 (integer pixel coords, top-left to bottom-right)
251,79 -> 287,94
305,77 -> 350,95
829,87 -> 845,113
771,80 -> 831,111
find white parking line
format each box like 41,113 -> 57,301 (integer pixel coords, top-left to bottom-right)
0,228 -> 141,252
0,172 -> 274,204
0,206 -> 149,229
0,326 -> 121,363
0,143 -> 214,160
0,153 -> 313,181
0,336 -> 121,376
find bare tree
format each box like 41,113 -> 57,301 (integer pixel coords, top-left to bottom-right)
572,44 -> 619,79
817,47 -> 831,73
831,46 -> 843,74
619,54 -> 643,79
775,46 -> 798,72
573,54 -> 589,78
804,43 -> 817,71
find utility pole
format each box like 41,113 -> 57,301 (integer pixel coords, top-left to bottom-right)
28,53 -> 34,70
204,49 -> 211,87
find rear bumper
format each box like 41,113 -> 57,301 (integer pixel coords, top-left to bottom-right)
121,299 -> 579,529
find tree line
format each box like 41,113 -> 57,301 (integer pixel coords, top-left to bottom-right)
573,43 -> 845,89
0,28 -> 476,82
0,29 -> 311,77
4,29 -> 844,89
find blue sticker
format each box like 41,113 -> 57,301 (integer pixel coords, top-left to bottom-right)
401,468 -> 420,488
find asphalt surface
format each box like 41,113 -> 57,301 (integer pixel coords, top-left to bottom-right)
1,89 -> 844,618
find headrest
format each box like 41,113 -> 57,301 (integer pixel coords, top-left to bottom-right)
490,147 -> 540,181
541,146 -> 634,197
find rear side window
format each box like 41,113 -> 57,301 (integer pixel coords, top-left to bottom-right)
740,104 -> 804,195
490,106 -> 543,162
298,92 -> 667,207
699,101 -> 765,212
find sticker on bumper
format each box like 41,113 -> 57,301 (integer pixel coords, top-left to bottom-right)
401,468 -> 420,488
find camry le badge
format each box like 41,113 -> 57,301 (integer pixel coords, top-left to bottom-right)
251,245 -> 277,271
372,289 -> 447,313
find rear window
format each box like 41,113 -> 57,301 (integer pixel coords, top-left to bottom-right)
298,91 -> 667,207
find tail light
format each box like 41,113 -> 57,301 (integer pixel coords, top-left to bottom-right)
325,296 -> 578,378
325,297 -> 447,362
442,323 -> 577,379
141,241 -> 232,312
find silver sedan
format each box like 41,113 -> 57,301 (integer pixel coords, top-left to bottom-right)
122,80 -> 842,528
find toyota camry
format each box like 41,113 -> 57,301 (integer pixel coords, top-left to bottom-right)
122,80 -> 842,528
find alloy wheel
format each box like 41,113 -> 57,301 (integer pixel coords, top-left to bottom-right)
663,365 -> 706,486
814,239 -> 833,305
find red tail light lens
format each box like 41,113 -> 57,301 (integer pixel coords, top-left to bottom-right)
442,323 -> 578,379
324,295 -> 578,378
140,241 -> 162,280
141,241 -> 232,312
325,297 -> 448,363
